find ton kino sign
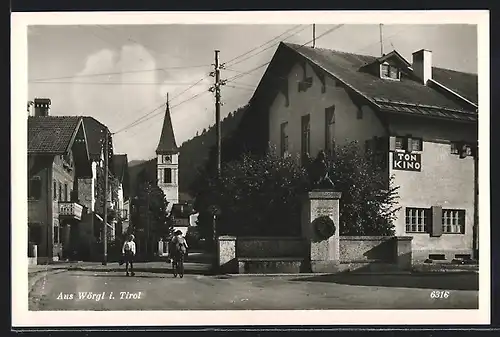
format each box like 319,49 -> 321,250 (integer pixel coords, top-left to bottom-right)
393,152 -> 421,172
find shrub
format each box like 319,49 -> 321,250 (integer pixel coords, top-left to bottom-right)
193,142 -> 400,238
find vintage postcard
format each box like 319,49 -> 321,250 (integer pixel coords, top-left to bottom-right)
12,10 -> 490,327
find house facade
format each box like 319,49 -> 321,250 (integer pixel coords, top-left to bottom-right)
243,42 -> 478,262
28,99 -> 92,263
113,154 -> 131,236
78,116 -> 131,259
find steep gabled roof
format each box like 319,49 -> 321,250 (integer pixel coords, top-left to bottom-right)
431,67 -> 478,104
82,117 -> 113,161
28,116 -> 92,177
360,50 -> 412,70
28,116 -> 82,154
156,97 -> 179,155
112,154 -> 128,182
113,154 -> 130,199
261,42 -> 478,122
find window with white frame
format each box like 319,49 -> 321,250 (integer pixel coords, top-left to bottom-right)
451,142 -> 473,157
405,207 -> 429,233
163,168 -> 172,184
409,138 -> 423,152
442,209 -> 465,234
394,136 -> 404,150
380,63 -> 401,80
394,136 -> 422,151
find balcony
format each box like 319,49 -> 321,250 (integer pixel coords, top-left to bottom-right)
58,202 -> 83,220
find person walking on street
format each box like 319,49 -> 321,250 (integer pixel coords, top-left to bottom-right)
169,230 -> 188,277
170,230 -> 188,256
122,234 -> 136,276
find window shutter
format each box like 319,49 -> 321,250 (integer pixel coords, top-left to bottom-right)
430,206 -> 443,237
376,137 -> 386,152
389,136 -> 396,151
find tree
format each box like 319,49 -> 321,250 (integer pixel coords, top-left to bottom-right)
193,142 -> 400,238
193,146 -> 309,237
130,170 -> 172,248
327,141 -> 400,236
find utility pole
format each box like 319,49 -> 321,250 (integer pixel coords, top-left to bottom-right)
312,24 -> 316,48
102,129 -> 109,266
146,184 -> 150,258
379,23 -> 384,56
473,143 -> 479,260
210,50 -> 226,177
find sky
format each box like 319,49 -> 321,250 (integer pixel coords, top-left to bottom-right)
28,24 -> 478,161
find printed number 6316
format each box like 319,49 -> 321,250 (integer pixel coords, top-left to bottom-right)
430,290 -> 450,299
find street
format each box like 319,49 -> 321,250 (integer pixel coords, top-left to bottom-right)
29,266 -> 479,310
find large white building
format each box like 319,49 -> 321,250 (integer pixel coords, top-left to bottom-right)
235,42 -> 478,262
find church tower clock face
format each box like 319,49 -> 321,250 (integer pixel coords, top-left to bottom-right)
164,155 -> 172,163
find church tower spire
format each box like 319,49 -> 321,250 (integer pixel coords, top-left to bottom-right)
156,93 -> 179,204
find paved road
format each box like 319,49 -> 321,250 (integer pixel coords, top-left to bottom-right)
29,268 -> 478,310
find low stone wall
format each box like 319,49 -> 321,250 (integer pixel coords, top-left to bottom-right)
236,237 -> 307,259
217,235 -> 413,274
340,236 -> 395,263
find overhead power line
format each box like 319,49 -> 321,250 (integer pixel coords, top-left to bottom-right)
29,81 -> 208,86
112,90 -> 210,135
116,24 -> 344,135
28,64 -> 211,82
225,24 -> 345,84
224,25 -> 305,66
107,25 -> 317,137
226,26 -> 310,69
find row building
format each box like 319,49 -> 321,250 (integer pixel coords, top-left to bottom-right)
27,99 -> 130,264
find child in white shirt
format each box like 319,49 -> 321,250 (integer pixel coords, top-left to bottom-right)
122,234 -> 136,276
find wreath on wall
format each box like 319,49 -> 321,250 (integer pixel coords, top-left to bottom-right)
312,216 -> 336,240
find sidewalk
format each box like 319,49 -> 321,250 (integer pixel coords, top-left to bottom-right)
411,262 -> 479,274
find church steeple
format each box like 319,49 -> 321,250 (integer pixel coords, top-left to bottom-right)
156,93 -> 179,155
156,93 -> 179,205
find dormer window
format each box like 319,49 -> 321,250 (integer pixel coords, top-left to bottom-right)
380,62 -> 401,81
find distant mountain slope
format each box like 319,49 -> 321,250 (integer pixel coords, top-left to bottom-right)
127,105 -> 248,200
128,158 -> 156,197
178,105 -> 247,196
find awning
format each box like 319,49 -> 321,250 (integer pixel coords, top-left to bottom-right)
95,214 -> 114,229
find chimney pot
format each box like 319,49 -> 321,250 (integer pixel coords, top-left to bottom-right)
34,98 -> 51,116
412,49 -> 432,85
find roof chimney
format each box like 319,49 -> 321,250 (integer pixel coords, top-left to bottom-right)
412,49 -> 432,85
34,98 -> 51,116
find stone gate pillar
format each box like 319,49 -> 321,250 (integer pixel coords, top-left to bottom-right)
301,190 -> 342,273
